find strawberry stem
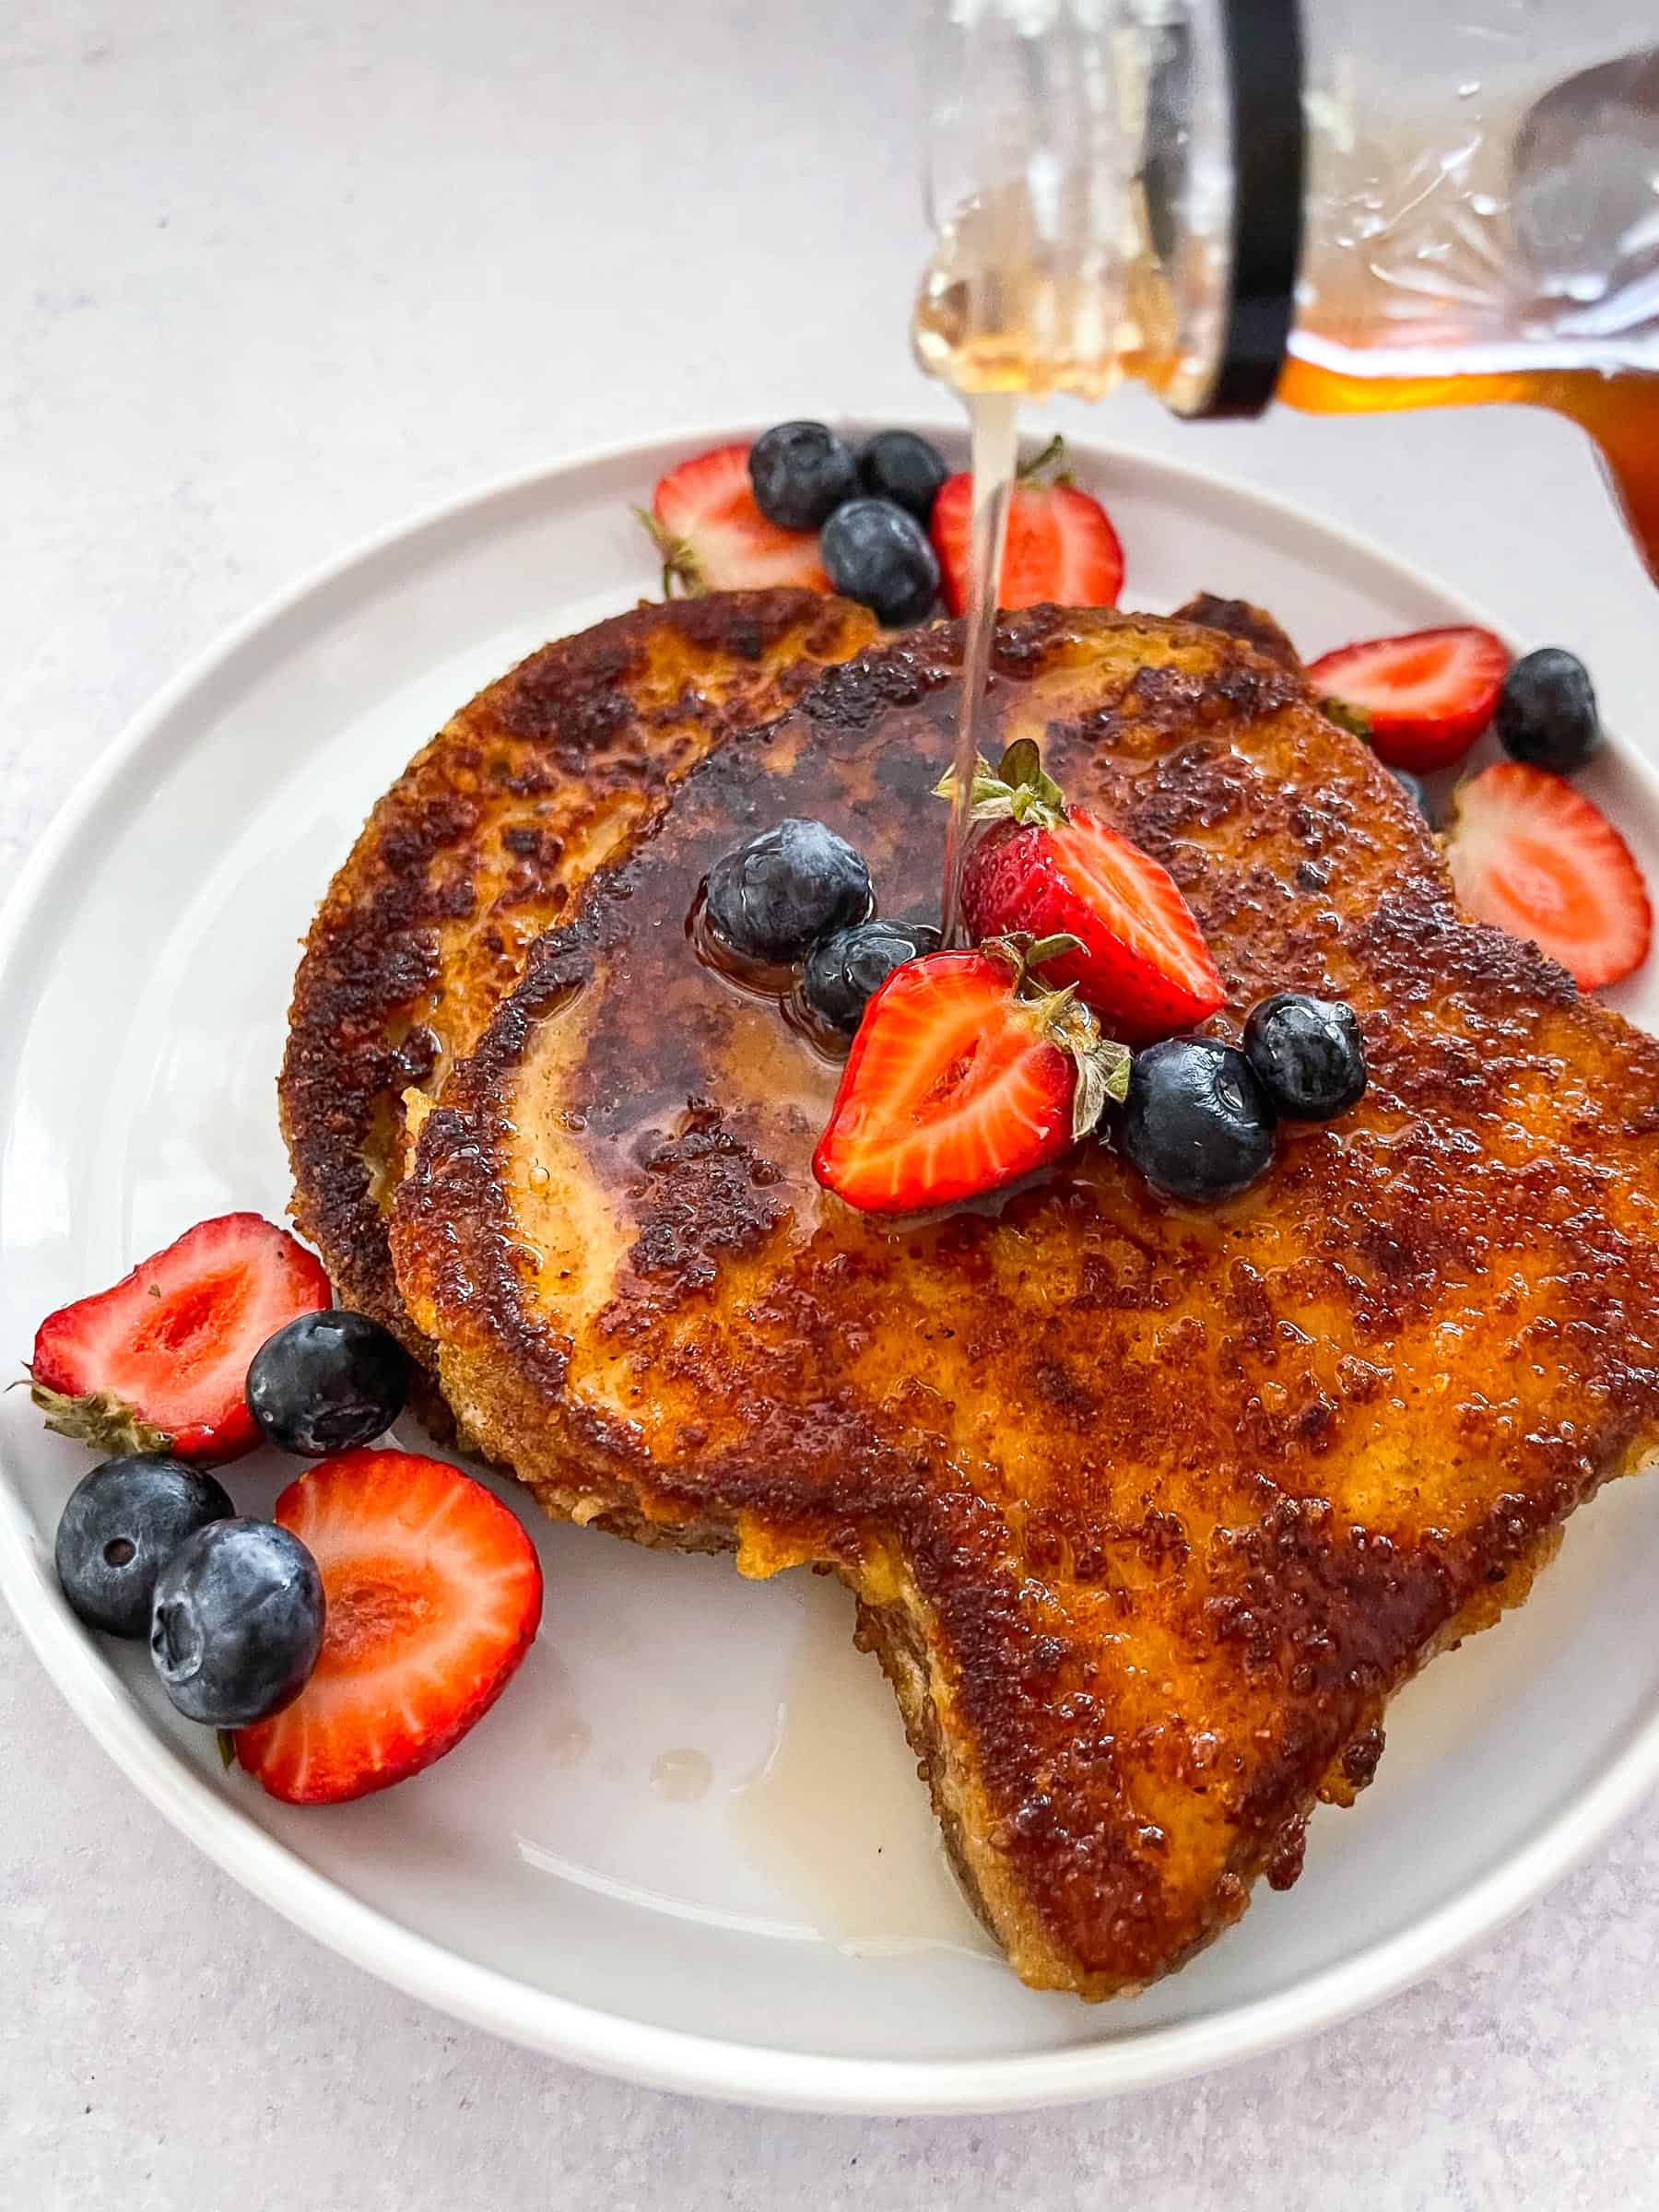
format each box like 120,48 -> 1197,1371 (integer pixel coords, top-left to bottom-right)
1025,978 -> 1133,1137
29,1379 -> 171,1458
1018,434 -> 1075,491
632,506 -> 706,599
982,931 -> 1083,995
1023,933 -> 1085,975
1067,1030 -> 1134,1139
933,737 -> 1068,830
976,937 -> 1134,1135
1318,695 -> 1372,740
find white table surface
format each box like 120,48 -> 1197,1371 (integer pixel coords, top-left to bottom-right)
5,3 -> 1657,2205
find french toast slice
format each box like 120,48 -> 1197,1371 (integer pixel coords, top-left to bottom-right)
279,590 -> 877,1373
391,604 -> 1659,1999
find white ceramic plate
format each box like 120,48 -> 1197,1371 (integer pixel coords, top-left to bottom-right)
4,424 -> 1658,2116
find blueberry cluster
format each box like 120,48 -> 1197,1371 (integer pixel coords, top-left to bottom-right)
55,1309 -> 412,1730
700,816 -> 938,1037
749,422 -> 948,627
1117,992 -> 1368,1202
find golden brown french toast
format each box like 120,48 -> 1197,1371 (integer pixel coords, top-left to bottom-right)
390,605 -> 1659,1997
279,591 -> 877,1371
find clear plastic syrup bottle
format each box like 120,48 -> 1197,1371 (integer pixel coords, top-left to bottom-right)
913,2 -> 1659,576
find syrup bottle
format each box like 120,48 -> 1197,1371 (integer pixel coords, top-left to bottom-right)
913,3 -> 1659,579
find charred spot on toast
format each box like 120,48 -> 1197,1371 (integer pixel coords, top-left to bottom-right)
1174,592 -> 1304,673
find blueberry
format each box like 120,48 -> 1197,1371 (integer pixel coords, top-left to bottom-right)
1495,647 -> 1601,774
55,1453 -> 234,1639
703,818 -> 873,964
1242,992 -> 1368,1121
246,1309 -> 410,1457
820,499 -> 940,627
748,421 -> 859,531
856,430 -> 949,524
1119,1038 -> 1277,1201
801,918 -> 943,1037
149,1518 -> 324,1726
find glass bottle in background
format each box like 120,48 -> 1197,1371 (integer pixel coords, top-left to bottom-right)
913,1 -> 1659,576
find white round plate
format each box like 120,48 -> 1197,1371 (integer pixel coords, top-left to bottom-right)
4,424 -> 1658,2116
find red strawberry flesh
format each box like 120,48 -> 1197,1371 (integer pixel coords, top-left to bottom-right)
813,948 -> 1090,1215
962,806 -> 1224,1043
1308,626 -> 1509,771
29,1212 -> 330,1462
650,442 -> 829,594
235,1449 -> 544,1804
931,442 -> 1124,618
1446,761 -> 1652,991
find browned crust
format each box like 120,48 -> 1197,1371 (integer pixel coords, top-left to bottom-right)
1173,592 -> 1303,672
854,1522 -> 1563,1988
279,589 -> 877,1355
391,604 -> 1659,1999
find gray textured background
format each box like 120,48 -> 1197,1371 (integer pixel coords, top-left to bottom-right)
4,4 -> 1657,2205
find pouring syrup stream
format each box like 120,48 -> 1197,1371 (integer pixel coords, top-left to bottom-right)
940,393 -> 1020,944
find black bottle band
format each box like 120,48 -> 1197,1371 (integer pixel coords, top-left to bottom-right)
1189,0 -> 1305,418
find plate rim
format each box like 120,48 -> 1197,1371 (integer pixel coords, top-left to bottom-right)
5,420 -> 1659,2116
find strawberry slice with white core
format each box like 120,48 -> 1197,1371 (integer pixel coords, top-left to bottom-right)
812,945 -> 1130,1216
942,739 -> 1225,1041
29,1213 -> 330,1463
235,1449 -> 544,1804
644,442 -> 829,594
931,436 -> 1124,617
1445,761 -> 1652,991
1307,626 -> 1510,771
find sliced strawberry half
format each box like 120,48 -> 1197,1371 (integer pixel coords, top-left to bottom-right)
1445,761 -> 1652,991
642,441 -> 829,594
941,739 -> 1224,1041
234,1449 -> 544,1804
29,1213 -> 330,1463
931,436 -> 1124,617
1308,625 -> 1510,771
812,944 -> 1130,1216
